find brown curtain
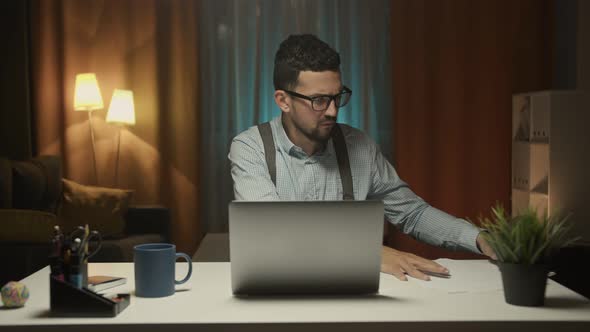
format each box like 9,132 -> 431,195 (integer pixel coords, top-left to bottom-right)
29,0 -> 202,254
389,0 -> 554,259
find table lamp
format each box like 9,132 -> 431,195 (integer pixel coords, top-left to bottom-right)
106,89 -> 136,186
74,73 -> 104,184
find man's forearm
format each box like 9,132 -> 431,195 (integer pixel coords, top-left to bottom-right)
394,205 -> 481,253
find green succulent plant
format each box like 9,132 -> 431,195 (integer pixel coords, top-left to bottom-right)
476,205 -> 578,264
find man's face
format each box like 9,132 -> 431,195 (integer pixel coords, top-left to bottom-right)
284,70 -> 342,143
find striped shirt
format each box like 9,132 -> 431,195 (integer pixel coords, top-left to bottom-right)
229,115 -> 481,253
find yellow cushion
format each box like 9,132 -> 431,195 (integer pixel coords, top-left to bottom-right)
0,209 -> 57,243
58,179 -> 134,238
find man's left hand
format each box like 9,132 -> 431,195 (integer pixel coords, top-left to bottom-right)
476,234 -> 497,260
380,246 -> 449,281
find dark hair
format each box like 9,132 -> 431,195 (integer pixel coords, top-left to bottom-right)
273,34 -> 340,91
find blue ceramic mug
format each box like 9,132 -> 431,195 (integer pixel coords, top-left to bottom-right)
133,243 -> 193,298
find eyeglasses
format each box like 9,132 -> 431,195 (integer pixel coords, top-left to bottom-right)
284,86 -> 352,112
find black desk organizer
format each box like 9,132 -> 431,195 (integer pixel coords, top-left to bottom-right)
50,276 -> 130,317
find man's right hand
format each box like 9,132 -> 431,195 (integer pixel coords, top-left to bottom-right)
380,246 -> 450,281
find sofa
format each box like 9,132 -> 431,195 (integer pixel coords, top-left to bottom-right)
0,156 -> 170,284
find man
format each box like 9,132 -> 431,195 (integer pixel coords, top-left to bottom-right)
229,34 -> 495,281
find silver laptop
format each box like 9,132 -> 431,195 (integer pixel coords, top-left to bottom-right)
229,200 -> 384,295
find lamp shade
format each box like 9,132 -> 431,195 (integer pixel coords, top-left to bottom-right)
106,89 -> 136,125
74,73 -> 104,111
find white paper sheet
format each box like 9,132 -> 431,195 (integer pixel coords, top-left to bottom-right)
410,259 -> 504,294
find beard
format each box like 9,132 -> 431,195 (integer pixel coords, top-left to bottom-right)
292,119 -> 334,143
286,102 -> 337,145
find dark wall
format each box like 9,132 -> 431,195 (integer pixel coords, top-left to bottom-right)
579,0 -> 590,91
553,0 -> 578,89
553,0 -> 589,91
0,0 -> 33,160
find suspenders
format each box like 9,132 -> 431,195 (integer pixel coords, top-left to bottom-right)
257,122 -> 277,187
257,122 -> 354,200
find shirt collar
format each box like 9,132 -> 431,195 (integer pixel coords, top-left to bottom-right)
271,115 -> 296,154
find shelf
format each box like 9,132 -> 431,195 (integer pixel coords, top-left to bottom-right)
512,139 -> 549,145
512,90 -> 590,241
511,187 -> 547,196
529,139 -> 549,145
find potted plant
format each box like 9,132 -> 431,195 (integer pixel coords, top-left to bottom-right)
476,205 -> 578,307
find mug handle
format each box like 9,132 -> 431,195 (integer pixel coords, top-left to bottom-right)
175,253 -> 193,285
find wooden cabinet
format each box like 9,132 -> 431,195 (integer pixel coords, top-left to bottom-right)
512,91 -> 590,243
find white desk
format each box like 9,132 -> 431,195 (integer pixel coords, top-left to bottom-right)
1,261 -> 589,332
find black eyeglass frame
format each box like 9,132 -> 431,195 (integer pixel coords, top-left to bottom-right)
283,86 -> 352,112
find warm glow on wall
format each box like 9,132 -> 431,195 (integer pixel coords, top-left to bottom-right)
74,73 -> 104,111
106,89 -> 136,125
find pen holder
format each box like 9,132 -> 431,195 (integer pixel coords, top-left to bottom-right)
79,261 -> 88,287
50,276 -> 130,317
59,259 -> 88,288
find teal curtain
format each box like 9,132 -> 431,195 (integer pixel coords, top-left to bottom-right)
199,0 -> 392,231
